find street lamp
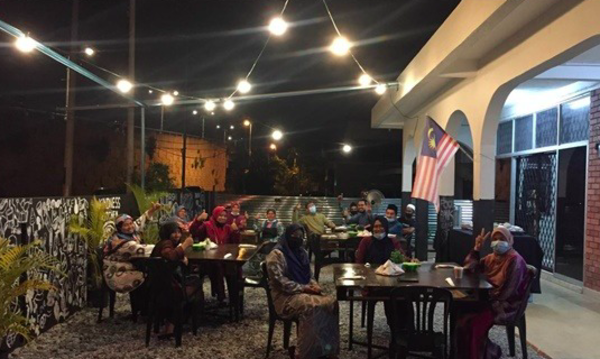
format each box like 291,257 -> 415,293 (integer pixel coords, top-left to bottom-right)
342,144 -> 353,154
84,47 -> 95,56
15,35 -> 37,53
244,119 -> 252,157
271,129 -> 283,141
161,93 -> 174,106
117,79 -> 133,93
269,143 -> 277,151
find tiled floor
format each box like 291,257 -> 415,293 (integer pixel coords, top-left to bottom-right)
527,279 -> 600,359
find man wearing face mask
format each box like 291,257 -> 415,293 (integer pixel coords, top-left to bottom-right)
343,199 -> 372,228
293,201 -> 336,236
454,227 -> 529,359
384,204 -> 402,237
399,204 -> 417,256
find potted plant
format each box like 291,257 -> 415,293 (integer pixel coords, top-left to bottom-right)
390,249 -> 406,265
0,238 -> 62,359
68,197 -> 112,306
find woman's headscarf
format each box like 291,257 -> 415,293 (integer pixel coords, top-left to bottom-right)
275,223 -> 311,285
366,216 -> 396,265
492,226 -> 514,246
211,206 -> 226,226
206,206 -> 230,244
115,214 -> 135,240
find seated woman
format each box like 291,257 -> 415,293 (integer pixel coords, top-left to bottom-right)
355,216 -> 408,336
189,206 -> 239,303
151,221 -> 202,339
226,201 -> 248,226
455,227 -> 529,359
266,224 -> 339,359
253,208 -> 285,242
103,202 -> 161,294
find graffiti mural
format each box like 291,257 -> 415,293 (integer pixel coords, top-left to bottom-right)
434,196 -> 455,262
0,195 -> 130,350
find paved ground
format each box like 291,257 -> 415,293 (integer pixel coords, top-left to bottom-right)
10,265 -> 546,359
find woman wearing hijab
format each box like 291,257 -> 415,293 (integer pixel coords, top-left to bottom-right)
455,226 -> 530,359
151,221 -> 202,339
356,216 -> 402,265
226,201 -> 248,226
189,206 -> 240,303
103,202 -> 161,293
266,224 -> 340,359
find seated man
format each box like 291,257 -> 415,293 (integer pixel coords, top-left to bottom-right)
455,227 -> 529,359
343,199 -> 372,228
399,204 -> 417,256
384,204 -> 402,237
292,201 -> 336,236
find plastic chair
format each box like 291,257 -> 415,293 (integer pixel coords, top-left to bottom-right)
497,265 -> 538,359
389,286 -> 453,359
241,241 -> 278,316
96,247 -> 116,323
262,262 -> 297,358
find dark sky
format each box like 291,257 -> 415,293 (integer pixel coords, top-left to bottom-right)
0,0 -> 459,162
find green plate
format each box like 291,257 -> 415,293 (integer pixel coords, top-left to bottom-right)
192,244 -> 206,251
402,262 -> 420,272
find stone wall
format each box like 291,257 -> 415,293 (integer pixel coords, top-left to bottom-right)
586,89 -> 600,292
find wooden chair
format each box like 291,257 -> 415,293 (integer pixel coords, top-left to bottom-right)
261,262 -> 297,358
496,265 -> 538,359
143,258 -> 202,347
389,286 -> 453,359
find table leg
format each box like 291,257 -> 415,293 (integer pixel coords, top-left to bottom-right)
349,296 -> 354,350
367,300 -> 375,359
225,263 -> 242,322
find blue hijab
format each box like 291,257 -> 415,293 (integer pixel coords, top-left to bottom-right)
275,224 -> 311,285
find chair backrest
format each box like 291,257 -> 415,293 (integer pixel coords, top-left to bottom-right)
513,264 -> 538,322
258,240 -> 278,255
390,286 -> 453,348
261,261 -> 278,319
143,257 -> 182,304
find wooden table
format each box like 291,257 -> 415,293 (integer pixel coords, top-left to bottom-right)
332,262 -> 492,358
309,233 -> 364,280
185,244 -> 257,321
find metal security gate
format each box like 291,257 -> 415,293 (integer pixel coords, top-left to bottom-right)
515,153 -> 557,270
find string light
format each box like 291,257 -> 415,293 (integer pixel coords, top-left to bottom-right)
237,80 -> 252,94
15,35 -> 37,53
271,129 -> 283,141
243,119 -> 251,127
192,110 -> 198,115
329,36 -> 351,56
216,125 -> 221,129
358,74 -> 372,87
211,112 -> 215,115
228,136 -> 232,141
204,100 -> 216,112
117,79 -> 133,93
230,125 -> 235,130
223,99 -> 235,111
375,84 -> 387,95
148,89 -> 153,94
161,93 -> 175,106
270,143 -> 277,150
269,17 -> 288,36
173,91 -> 179,96
84,47 -> 95,56
342,144 -> 353,153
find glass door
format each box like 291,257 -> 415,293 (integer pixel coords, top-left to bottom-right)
555,146 -> 587,281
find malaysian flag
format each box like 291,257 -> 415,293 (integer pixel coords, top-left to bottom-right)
411,116 -> 460,212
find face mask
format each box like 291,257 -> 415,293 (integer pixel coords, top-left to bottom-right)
308,206 -> 317,214
350,210 -> 358,216
288,236 -> 304,250
386,217 -> 395,222
231,211 -> 240,216
491,240 -> 511,255
373,232 -> 385,240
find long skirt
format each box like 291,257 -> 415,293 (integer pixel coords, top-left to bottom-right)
454,303 -> 501,359
281,293 -> 340,359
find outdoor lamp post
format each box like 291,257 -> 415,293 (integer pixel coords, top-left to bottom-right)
244,119 -> 252,157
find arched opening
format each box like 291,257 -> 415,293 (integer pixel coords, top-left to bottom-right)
446,110 -> 473,200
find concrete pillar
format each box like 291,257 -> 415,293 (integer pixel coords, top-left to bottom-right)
415,199 -> 429,261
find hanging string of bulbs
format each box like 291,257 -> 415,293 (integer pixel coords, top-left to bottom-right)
11,0 -> 392,114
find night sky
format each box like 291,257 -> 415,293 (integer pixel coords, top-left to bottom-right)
0,0 -> 459,194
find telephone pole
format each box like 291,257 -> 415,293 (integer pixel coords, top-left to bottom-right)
63,0 -> 78,196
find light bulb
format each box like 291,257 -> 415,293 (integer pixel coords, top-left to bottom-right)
272,130 -> 283,141
358,74 -> 372,87
270,143 -> 277,150
148,89 -> 153,94
15,36 -> 37,53
269,17 -> 288,36
243,119 -> 251,127
375,84 -> 387,95
223,99 -> 235,111
84,47 -> 95,56
161,93 -> 174,106
228,136 -> 232,141
330,36 -> 351,56
117,80 -> 133,93
192,110 -> 198,115
173,91 -> 179,96
216,125 -> 221,129
204,100 -> 216,112
342,144 -> 353,153
230,125 -> 235,130
237,80 -> 252,94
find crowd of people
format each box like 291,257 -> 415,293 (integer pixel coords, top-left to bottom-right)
100,196 -> 530,359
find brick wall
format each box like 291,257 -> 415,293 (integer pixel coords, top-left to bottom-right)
586,89 -> 600,291
137,131 -> 228,191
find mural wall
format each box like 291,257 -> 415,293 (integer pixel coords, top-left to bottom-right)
0,195 -> 125,350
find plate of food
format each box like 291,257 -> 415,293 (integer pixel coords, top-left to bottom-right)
239,244 -> 257,249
